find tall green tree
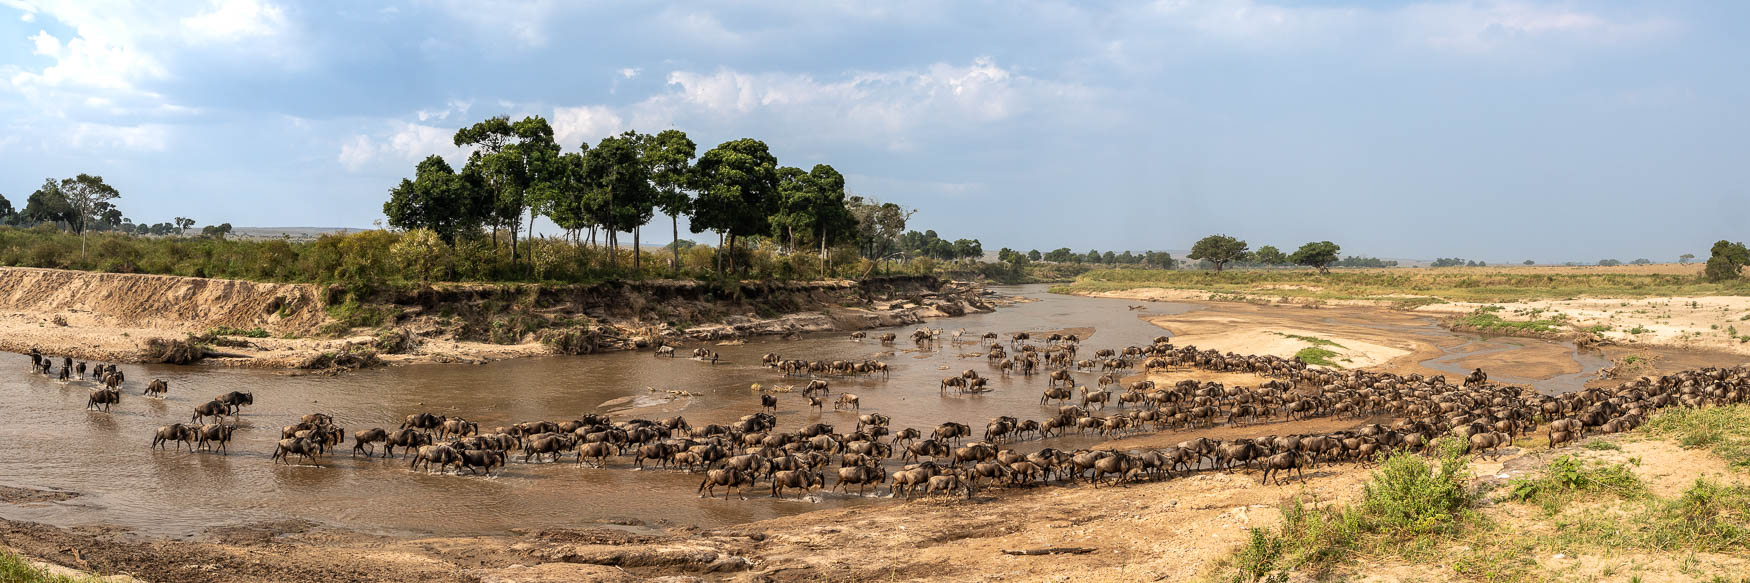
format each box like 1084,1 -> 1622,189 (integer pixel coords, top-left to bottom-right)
1290,241 -> 1342,274
1705,240 -> 1749,282
0,192 -> 12,225
454,115 -> 557,265
774,164 -> 858,277
688,138 -> 780,275
580,131 -> 655,268
58,174 -> 121,259
1187,234 -> 1248,271
383,155 -> 487,243
642,129 -> 696,272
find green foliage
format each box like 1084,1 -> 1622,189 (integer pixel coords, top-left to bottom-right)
0,548 -> 101,583
1273,333 -> 1342,347
1251,245 -> 1288,266
1214,441 -> 1477,581
1706,240 -> 1750,282
208,326 -> 270,338
1508,455 -> 1646,515
1294,347 -> 1340,367
1456,309 -> 1562,333
1289,241 -> 1341,273
1361,441 -> 1478,536
1643,406 -> 1750,470
1188,234 -> 1248,271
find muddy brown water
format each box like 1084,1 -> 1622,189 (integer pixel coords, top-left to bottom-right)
0,285 -> 1611,538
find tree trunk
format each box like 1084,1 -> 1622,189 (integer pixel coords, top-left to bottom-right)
671,214 -> 681,274
634,226 -> 641,271
819,224 -> 827,279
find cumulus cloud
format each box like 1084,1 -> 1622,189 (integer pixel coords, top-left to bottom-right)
182,0 -> 288,45
578,57 -> 1094,151
338,121 -> 463,172
552,105 -> 626,148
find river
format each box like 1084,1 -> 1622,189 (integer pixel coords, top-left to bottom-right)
0,284 -> 1608,538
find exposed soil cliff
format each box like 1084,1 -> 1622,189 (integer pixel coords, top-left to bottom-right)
0,267 -> 995,368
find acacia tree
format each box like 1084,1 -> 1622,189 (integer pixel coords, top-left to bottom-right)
174,217 -> 194,234
1680,253 -> 1695,264
642,129 -> 696,272
847,195 -> 911,273
689,138 -> 779,276
1290,241 -> 1342,274
59,174 -> 121,259
1188,234 -> 1248,271
1252,245 -> 1288,266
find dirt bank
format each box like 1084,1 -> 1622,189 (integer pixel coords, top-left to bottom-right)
0,268 -> 997,369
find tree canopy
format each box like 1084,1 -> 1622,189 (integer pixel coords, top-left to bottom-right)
1705,240 -> 1749,282
1188,234 -> 1248,271
1290,241 -> 1341,273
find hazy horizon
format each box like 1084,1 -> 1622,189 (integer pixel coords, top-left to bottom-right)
2,1 -> 1744,263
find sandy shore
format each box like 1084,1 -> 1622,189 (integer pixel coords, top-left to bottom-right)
1086,287 -> 1750,359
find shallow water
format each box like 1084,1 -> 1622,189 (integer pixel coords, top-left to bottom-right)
0,285 -> 1616,538
0,285 -> 1194,537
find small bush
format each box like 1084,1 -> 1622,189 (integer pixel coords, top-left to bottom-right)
0,548 -> 100,583
208,326 -> 269,338
1508,455 -> 1645,515
144,336 -> 207,364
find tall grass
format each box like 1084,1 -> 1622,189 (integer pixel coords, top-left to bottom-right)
1055,267 -> 1750,303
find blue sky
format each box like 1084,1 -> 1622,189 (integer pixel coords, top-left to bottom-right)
0,1 -> 1744,263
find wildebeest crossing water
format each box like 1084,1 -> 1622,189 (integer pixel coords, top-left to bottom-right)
0,284 -> 1617,538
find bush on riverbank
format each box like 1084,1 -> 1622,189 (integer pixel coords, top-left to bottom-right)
0,225 -> 1094,289
1221,439 -> 1479,581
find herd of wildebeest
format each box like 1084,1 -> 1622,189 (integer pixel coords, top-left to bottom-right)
21,324 -> 1750,501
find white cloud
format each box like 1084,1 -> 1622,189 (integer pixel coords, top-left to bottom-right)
552,105 -> 626,148
182,0 -> 288,45
1396,1 -> 1670,54
416,99 -> 474,122
337,122 -> 462,172
618,67 -> 641,79
598,57 -> 1093,150
66,121 -> 169,151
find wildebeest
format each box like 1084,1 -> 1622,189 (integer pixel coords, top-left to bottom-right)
217,391 -> 253,413
353,428 -> 389,456
86,387 -> 120,411
272,438 -> 322,465
151,423 -> 195,451
698,468 -> 755,499
143,379 -> 169,397
195,424 -> 236,454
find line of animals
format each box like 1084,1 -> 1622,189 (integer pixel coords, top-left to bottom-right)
26,340 -> 1746,503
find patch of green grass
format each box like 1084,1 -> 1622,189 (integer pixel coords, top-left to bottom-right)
206,326 -> 269,338
0,549 -> 101,582
1456,310 -> 1563,334
1212,439 -> 1478,582
1643,406 -> 1750,470
1272,332 -> 1344,348
1585,324 -> 1613,334
1295,347 -> 1341,367
1584,440 -> 1623,451
1054,267 -> 1750,304
1628,325 -> 1651,335
1508,455 -> 1646,515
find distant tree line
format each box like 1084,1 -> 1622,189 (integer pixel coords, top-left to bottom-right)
1026,247 -> 1177,268
1,177 -> 221,244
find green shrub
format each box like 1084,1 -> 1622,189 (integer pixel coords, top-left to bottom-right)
1508,455 -> 1645,515
0,548 -> 101,583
